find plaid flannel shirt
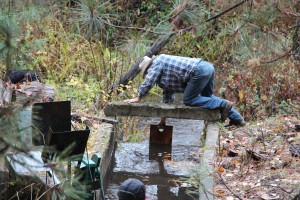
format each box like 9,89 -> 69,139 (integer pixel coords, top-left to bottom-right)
138,54 -> 202,103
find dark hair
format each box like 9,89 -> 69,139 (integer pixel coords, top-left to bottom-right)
117,178 -> 146,200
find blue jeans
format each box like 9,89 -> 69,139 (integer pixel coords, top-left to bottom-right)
183,60 -> 243,121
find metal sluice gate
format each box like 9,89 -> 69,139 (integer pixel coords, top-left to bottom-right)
6,101 -> 104,200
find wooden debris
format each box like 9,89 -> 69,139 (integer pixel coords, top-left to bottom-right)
246,149 -> 268,161
15,81 -> 55,105
220,157 -> 237,170
1,81 -> 55,107
0,81 -> 13,105
228,149 -> 239,157
295,124 -> 300,132
289,145 -> 300,157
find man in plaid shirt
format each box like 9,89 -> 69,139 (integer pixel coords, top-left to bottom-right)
125,54 -> 245,127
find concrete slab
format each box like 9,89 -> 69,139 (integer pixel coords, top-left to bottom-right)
104,102 -> 220,122
107,118 -> 207,199
138,117 -> 204,146
18,108 -> 32,146
199,123 -> 220,200
113,142 -> 202,176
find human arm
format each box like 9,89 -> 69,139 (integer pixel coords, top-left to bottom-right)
124,63 -> 162,103
137,63 -> 162,98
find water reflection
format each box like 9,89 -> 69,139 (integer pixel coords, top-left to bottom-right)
149,144 -> 172,162
106,142 -> 199,200
106,118 -> 204,200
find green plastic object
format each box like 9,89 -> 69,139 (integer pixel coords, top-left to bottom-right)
80,155 -> 96,168
79,154 -> 103,200
91,154 -> 101,178
78,154 -> 101,185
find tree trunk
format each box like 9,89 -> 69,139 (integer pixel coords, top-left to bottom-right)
292,22 -> 300,57
109,32 -> 175,94
109,0 -> 249,95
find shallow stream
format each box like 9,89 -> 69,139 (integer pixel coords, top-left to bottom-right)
106,118 -> 204,200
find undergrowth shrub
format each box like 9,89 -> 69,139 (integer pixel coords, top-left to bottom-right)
30,18 -> 136,111
165,0 -> 300,121
118,116 -> 146,142
222,61 -> 300,121
1,0 -> 299,119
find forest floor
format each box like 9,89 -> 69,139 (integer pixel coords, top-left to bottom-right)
213,115 -> 300,200
1,110 -> 299,200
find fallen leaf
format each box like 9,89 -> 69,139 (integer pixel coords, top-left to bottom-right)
221,149 -> 228,156
215,190 -> 225,197
275,149 -> 283,155
218,166 -> 225,173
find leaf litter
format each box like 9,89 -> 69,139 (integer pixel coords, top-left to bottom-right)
213,115 -> 300,200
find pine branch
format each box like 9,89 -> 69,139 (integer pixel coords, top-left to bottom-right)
261,48 -> 294,64
169,0 -> 194,20
103,21 -> 164,34
108,32 -> 175,95
109,0 -> 251,94
178,0 -> 250,34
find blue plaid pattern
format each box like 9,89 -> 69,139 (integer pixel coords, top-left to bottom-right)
138,54 -> 202,102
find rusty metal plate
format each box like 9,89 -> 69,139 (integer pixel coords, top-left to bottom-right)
149,124 -> 173,145
32,101 -> 71,145
42,127 -> 90,162
149,144 -> 172,161
149,125 -> 173,161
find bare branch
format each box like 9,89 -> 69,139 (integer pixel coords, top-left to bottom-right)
8,183 -> 36,200
261,48 -> 293,64
244,184 -> 292,194
103,21 -> 166,35
217,172 -> 243,200
109,0 -> 251,94
178,0 -> 250,34
108,32 -> 175,94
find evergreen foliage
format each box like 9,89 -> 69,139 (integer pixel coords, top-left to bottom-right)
0,0 -> 300,198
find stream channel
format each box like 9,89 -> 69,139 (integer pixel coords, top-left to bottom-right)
105,117 -> 205,200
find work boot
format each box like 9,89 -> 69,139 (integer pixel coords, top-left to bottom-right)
225,119 -> 246,127
220,100 -> 233,122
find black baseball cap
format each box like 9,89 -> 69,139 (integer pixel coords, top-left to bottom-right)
117,178 -> 146,200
